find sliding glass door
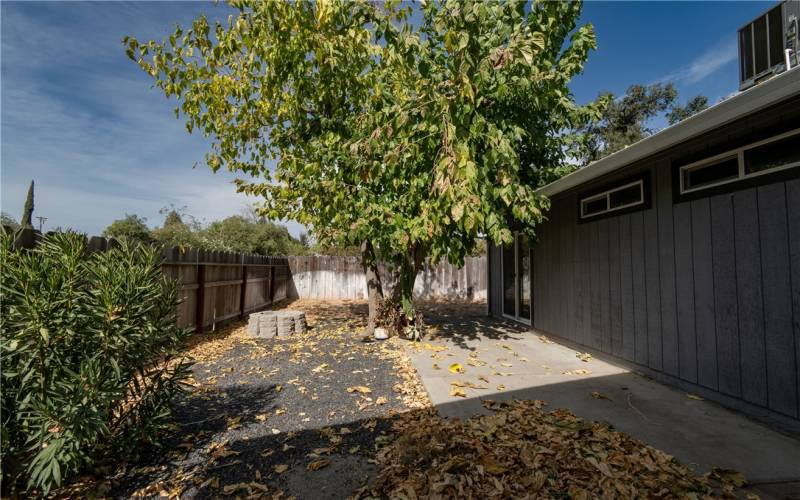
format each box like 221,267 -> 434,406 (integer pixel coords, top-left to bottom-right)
502,244 -> 516,316
501,233 -> 532,323
518,235 -> 531,321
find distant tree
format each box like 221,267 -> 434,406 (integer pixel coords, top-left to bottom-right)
200,215 -> 257,253
102,214 -> 151,243
200,215 -> 306,256
666,95 -> 709,125
572,84 -> 711,166
20,180 -> 34,229
1,212 -> 19,231
151,206 -> 199,249
298,232 -> 310,249
573,83 -> 678,165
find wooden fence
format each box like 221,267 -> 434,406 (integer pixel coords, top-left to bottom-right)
153,246 -> 289,332
7,228 -> 290,333
287,255 -> 486,301
7,228 -> 486,331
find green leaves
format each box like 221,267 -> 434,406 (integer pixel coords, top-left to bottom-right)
0,232 -> 192,494
127,0 -> 596,316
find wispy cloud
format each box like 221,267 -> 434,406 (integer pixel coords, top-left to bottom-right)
1,2 -> 304,237
658,36 -> 738,85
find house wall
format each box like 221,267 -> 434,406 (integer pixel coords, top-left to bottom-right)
489,95 -> 800,428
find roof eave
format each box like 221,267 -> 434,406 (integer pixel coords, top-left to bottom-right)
538,66 -> 800,198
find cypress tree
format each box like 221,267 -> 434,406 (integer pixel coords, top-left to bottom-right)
21,180 -> 34,228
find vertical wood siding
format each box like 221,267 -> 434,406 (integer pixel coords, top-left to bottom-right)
488,101 -> 800,424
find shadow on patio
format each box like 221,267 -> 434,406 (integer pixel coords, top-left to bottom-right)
405,307 -> 800,499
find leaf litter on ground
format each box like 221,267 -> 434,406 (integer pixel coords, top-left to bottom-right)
355,399 -> 745,499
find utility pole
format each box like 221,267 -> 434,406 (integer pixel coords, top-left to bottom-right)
36,216 -> 47,232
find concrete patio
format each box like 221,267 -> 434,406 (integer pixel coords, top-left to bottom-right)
411,303 -> 800,499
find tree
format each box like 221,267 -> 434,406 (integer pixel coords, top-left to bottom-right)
298,232 -> 310,249
666,95 -> 709,125
200,215 -> 306,255
572,83 -> 677,165
20,180 -> 34,229
102,214 -> 152,243
572,84 -> 710,166
127,0 -> 600,331
1,213 -> 19,231
151,206 -> 199,249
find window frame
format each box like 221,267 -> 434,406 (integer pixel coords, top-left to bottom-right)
580,179 -> 645,220
677,128 -> 800,196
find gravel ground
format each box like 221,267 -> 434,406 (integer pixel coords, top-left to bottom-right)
99,300 -> 424,499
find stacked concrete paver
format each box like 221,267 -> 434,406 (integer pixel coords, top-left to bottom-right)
247,310 -> 306,338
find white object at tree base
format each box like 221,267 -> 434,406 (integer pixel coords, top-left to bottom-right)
374,327 -> 388,340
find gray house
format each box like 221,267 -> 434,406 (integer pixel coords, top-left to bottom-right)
488,2 -> 800,430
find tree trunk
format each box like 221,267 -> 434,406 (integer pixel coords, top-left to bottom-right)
393,245 -> 426,321
360,239 -> 383,335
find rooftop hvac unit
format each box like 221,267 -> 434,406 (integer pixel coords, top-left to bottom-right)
738,0 -> 799,90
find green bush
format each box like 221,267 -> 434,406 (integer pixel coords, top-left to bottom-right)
0,231 -> 192,495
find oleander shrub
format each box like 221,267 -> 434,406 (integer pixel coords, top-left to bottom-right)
0,231 -> 192,496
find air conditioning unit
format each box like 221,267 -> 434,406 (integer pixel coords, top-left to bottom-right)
738,0 -> 799,90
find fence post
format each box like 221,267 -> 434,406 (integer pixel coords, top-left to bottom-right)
269,265 -> 276,303
240,258 -> 248,319
195,262 -> 206,333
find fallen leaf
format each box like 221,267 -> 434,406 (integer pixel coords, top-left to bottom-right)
376,396 -> 388,405
496,384 -> 506,391
307,459 -> 331,471
223,482 -> 249,495
479,455 -> 509,475
448,363 -> 465,374
686,393 -> 704,401
711,467 -> 747,487
591,391 -> 609,400
465,381 -> 487,390
347,386 -> 372,394
274,464 -> 289,474
576,352 -> 593,362
562,369 -> 591,376
449,385 -> 467,397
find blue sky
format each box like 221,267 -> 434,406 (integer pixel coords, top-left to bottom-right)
1,1 -> 774,236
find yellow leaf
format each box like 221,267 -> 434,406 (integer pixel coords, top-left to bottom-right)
449,363 -> 465,374
591,391 -> 609,400
346,386 -> 372,394
496,384 -> 506,391
687,393 -> 704,401
449,385 -> 467,397
274,464 -> 289,474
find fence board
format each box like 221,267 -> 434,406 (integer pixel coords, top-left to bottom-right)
286,255 -> 487,301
